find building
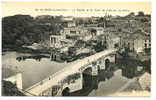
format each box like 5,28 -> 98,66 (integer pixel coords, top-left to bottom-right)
62,21 -> 76,28
61,16 -> 74,21
50,35 -> 66,48
79,34 -> 92,41
50,50 -> 63,62
67,21 -> 76,28
75,47 -> 93,55
50,34 -> 75,62
63,27 -> 88,35
144,36 -> 151,49
92,27 -> 104,36
133,33 -> 151,53
121,32 -> 151,53
63,27 -> 95,41
63,27 -> 104,36
102,33 -> 120,49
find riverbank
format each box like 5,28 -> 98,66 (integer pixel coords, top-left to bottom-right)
2,47 -> 51,55
2,51 -> 71,89
110,72 -> 151,96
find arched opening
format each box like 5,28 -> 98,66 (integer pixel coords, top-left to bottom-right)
62,87 -> 70,96
97,65 -> 100,74
54,55 -> 57,61
105,59 -> 110,71
50,53 -> 53,61
82,67 -> 92,89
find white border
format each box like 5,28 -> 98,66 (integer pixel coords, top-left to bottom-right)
0,0 -> 152,2
0,0 -> 155,100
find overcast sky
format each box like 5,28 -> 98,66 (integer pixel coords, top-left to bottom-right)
2,2 -> 151,17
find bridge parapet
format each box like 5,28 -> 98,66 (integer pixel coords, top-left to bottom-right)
24,48 -> 117,96
24,65 -> 71,96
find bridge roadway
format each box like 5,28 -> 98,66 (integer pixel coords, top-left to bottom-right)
24,49 -> 117,96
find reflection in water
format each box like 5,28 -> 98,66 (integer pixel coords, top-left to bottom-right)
2,52 -> 70,89
70,57 -> 151,96
118,57 -> 151,79
99,70 -> 114,82
16,55 -> 50,62
3,52 -> 151,95
70,65 -> 115,96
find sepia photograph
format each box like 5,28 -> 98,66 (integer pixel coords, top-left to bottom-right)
1,2 -> 151,96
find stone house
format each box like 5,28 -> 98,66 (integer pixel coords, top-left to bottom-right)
50,35 -> 66,48
121,32 -> 151,53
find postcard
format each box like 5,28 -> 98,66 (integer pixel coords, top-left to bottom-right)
2,2 -> 151,96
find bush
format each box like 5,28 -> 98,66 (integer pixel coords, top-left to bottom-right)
2,80 -> 25,96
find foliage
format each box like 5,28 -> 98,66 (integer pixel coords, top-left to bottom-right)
2,15 -> 63,49
2,80 -> 25,96
138,11 -> 145,16
2,12 -> 151,51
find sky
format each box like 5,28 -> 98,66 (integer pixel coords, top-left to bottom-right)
2,2 -> 151,17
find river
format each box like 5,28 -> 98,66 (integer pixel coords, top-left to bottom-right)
2,51 -> 150,95
2,52 -> 70,89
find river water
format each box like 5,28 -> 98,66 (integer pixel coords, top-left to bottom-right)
2,51 -> 150,95
2,52 -> 70,89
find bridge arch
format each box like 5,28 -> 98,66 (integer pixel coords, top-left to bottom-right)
82,67 -> 92,75
62,87 -> 70,96
102,54 -> 115,71
97,65 -> 100,73
82,67 -> 93,88
24,49 -> 117,96
105,58 -> 110,70
96,56 -> 111,71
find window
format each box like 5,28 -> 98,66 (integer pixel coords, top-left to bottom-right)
54,38 -> 56,43
92,61 -> 97,66
114,43 -> 119,48
51,37 -> 53,44
145,43 -> 147,48
70,31 -> 76,34
98,60 -> 102,64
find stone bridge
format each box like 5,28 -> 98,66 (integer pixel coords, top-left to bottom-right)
23,49 -> 117,96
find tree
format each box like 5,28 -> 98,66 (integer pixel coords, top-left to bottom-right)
2,80 -> 25,96
138,11 -> 145,16
2,15 -> 35,47
129,12 -> 135,16
2,14 -> 64,49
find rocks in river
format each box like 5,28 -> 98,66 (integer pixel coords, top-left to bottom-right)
16,55 -> 50,61
138,72 -> 151,91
